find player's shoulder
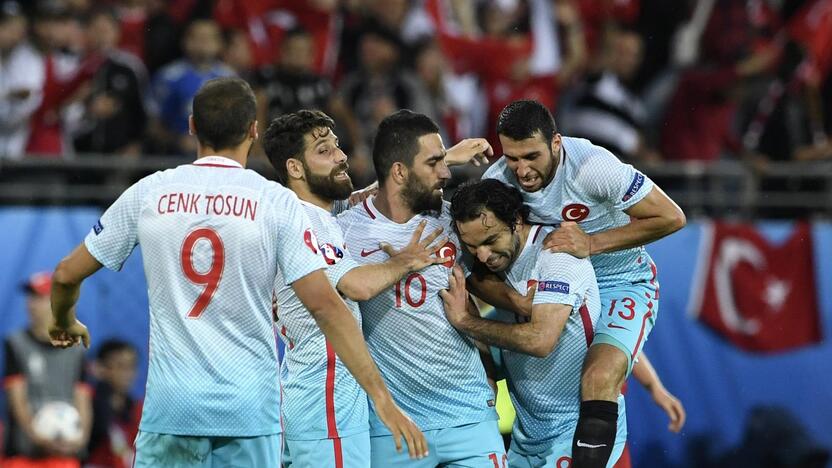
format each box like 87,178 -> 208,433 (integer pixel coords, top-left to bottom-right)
482,158 -> 513,184
537,248 -> 594,277
337,199 -> 374,231
562,136 -> 622,168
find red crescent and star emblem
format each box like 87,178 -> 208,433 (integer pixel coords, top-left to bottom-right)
561,203 -> 590,222
437,241 -> 457,268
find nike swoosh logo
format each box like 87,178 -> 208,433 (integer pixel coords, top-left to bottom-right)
607,323 -> 629,330
576,440 -> 607,449
360,247 -> 382,257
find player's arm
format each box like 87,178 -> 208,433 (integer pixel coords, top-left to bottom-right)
546,186 -> 686,257
337,220 -> 448,301
442,267 -> 569,358
466,270 -> 534,316
467,298 -> 499,393
631,353 -> 686,433
292,270 -> 428,459
49,243 -> 103,348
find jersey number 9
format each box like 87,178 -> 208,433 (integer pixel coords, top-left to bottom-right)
181,228 -> 225,318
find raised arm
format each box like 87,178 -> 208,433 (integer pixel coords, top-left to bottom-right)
466,271 -> 533,316
292,270 -> 428,459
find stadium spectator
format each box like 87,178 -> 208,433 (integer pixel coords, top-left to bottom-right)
0,1 -> 43,160
72,8 -> 149,156
85,340 -> 141,468
659,0 -> 780,163
253,26 -> 364,167
3,272 -> 92,468
147,19 -> 233,156
430,0 -> 587,153
338,20 -> 435,183
565,25 -> 660,163
25,4 -> 102,157
137,0 -> 181,75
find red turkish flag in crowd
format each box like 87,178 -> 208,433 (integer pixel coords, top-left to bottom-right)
688,222 -> 822,352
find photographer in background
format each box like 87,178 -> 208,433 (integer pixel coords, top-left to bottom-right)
3,272 -> 92,468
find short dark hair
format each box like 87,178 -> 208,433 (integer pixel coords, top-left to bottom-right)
450,179 -> 529,234
373,110 -> 439,185
262,110 -> 335,184
96,339 -> 137,362
496,99 -> 558,145
192,77 -> 256,151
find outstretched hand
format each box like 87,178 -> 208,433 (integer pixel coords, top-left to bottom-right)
382,220 -> 450,271
445,138 -> 493,167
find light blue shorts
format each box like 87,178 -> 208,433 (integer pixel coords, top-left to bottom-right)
284,431 -> 370,468
370,420 -> 505,467
507,397 -> 627,468
594,282 -> 659,373
133,431 -> 282,467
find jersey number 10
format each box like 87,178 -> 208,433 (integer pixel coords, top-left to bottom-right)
394,273 -> 427,309
181,228 -> 225,318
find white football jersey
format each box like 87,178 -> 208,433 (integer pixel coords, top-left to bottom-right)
338,197 -> 497,435
85,156 -> 326,437
274,200 -> 368,440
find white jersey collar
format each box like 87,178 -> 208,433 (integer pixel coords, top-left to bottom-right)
192,156 -> 243,168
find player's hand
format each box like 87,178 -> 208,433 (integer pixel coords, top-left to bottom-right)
511,282 -> 536,317
373,396 -> 429,459
348,181 -> 379,207
48,318 -> 90,349
445,138 -> 493,167
440,266 -> 470,327
650,385 -> 686,433
544,221 -> 591,258
382,220 -> 450,271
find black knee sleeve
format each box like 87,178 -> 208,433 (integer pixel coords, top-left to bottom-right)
571,400 -> 618,468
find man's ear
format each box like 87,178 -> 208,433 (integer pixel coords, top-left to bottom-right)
286,158 -> 304,180
550,132 -> 562,156
390,161 -> 408,186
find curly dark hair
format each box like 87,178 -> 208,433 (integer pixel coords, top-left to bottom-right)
263,110 -> 335,184
450,179 -> 530,234
496,99 -> 558,145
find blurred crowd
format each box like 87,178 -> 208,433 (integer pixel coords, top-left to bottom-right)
1,0 -> 831,186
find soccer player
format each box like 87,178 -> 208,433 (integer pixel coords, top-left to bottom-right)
338,110 -> 505,467
443,179 -> 626,467
466,100 -> 685,468
262,110 -> 451,468
47,77 -> 426,467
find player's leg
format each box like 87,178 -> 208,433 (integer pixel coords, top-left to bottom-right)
572,283 -> 656,468
210,433 -> 282,467
370,430 -> 438,468
436,420 -> 505,468
286,432 -> 371,468
133,431 -> 211,467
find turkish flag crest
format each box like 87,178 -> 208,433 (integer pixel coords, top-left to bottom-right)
688,222 -> 822,352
